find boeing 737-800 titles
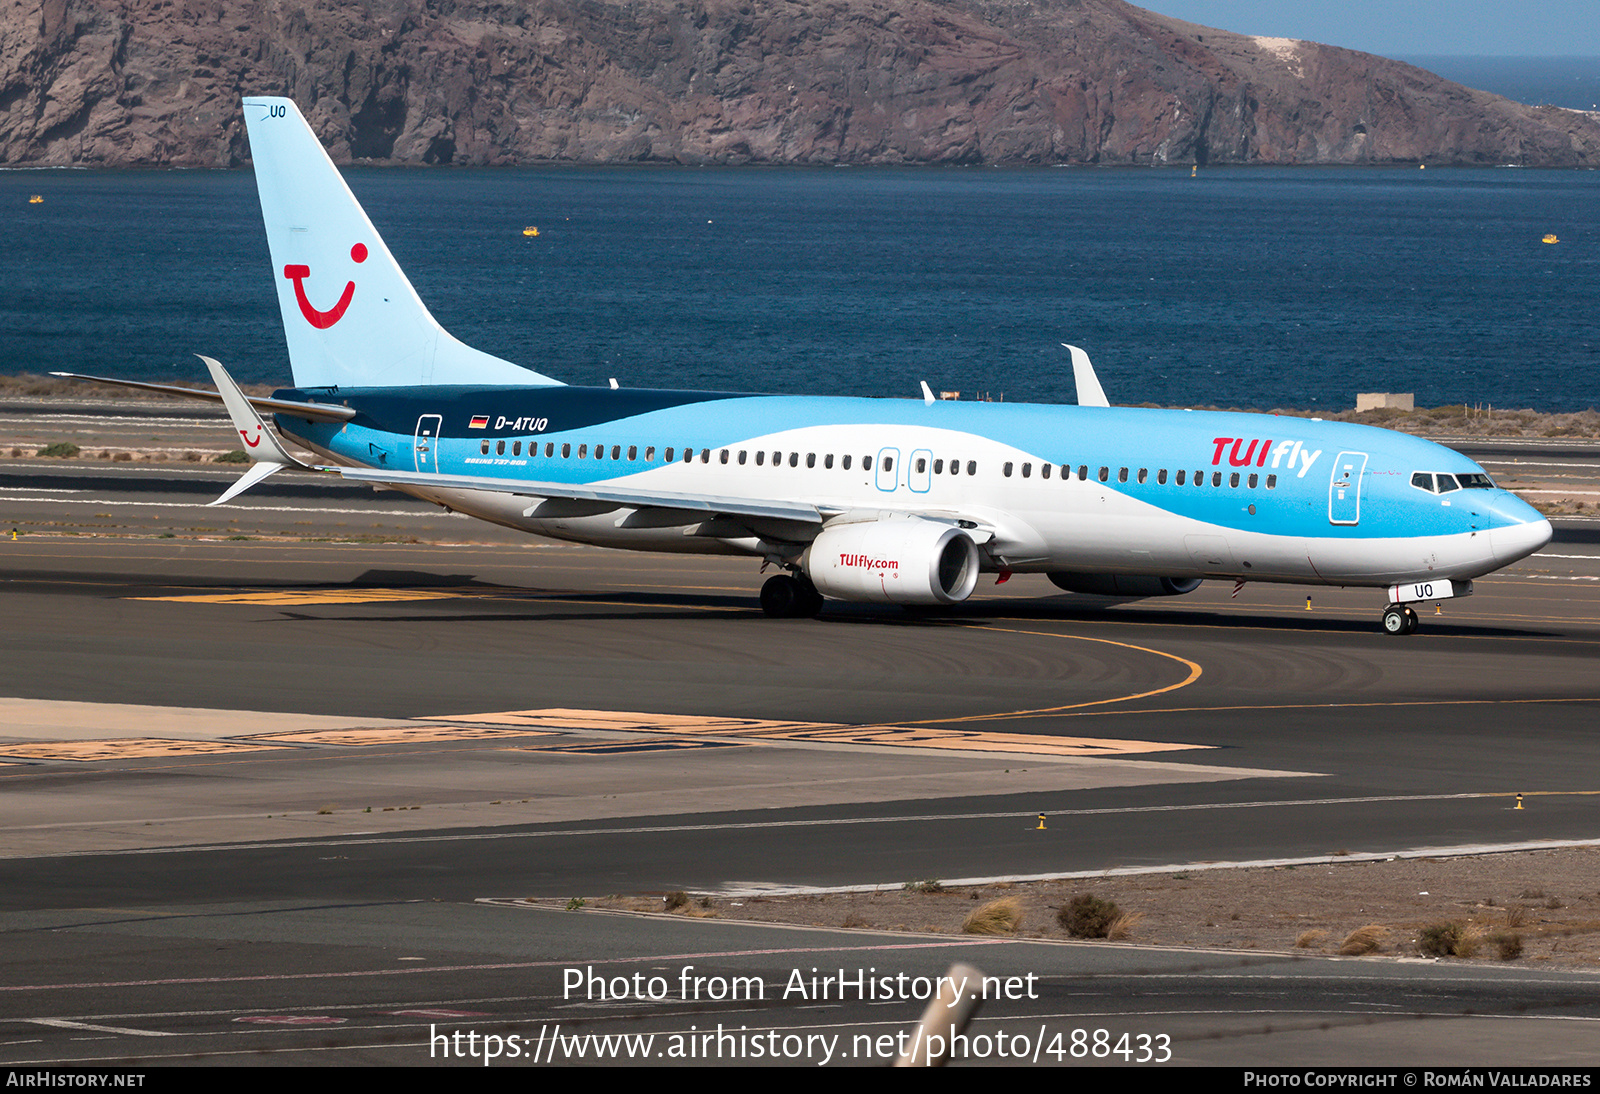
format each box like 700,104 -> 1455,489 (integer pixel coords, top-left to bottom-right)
60,97 -> 1553,634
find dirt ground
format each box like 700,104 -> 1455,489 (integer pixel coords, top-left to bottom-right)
577,847 -> 1600,969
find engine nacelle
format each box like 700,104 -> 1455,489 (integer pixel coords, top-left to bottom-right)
1048,572 -> 1202,598
804,520 -> 981,605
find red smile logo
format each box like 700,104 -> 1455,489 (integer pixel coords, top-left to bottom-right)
239,426 -> 262,448
283,243 -> 368,329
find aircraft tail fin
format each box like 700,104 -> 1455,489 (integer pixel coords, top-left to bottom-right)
241,97 -> 561,390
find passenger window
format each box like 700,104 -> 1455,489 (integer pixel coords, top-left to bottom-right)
1041,463 -> 1051,479
1098,467 -> 1109,482
545,443 -> 554,457
496,440 -> 506,455
1078,465 -> 1088,481
863,456 -> 873,471
562,443 -> 571,458
628,445 -> 638,461
480,440 -> 490,455
1212,471 -> 1222,486
753,451 -> 761,466
934,459 -> 944,474
1061,464 -> 1071,479
882,456 -> 892,472
772,451 -> 780,466
1176,470 -> 1186,485
1157,469 -> 1167,485
843,455 -> 852,470
807,453 -> 816,468
1004,462 -> 1014,478
1020,463 -> 1030,478
1137,468 -> 1147,484
611,445 -> 621,460
790,452 -> 799,467
916,457 -> 927,474
1230,472 -> 1240,488
665,448 -> 674,462
513,441 -> 522,456
720,449 -> 729,464
1118,467 -> 1128,483
825,454 -> 834,469
1248,473 -> 1258,488
1267,474 -> 1277,488
967,461 -> 977,476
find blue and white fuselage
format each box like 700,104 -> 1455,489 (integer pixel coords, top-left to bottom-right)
272,382 -> 1547,599
67,96 -> 1549,634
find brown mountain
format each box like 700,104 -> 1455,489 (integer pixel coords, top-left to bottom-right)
4,0 -> 1597,166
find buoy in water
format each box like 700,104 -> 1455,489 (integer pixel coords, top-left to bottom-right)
522,226 -> 540,237
1543,233 -> 1559,244
27,195 -> 42,204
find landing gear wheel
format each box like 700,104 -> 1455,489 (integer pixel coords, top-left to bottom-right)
1382,605 -> 1417,636
795,574 -> 824,618
760,575 -> 801,617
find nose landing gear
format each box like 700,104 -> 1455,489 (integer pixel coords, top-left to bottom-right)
1382,604 -> 1419,636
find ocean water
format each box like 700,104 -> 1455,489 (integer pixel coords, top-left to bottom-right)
0,164 -> 1596,412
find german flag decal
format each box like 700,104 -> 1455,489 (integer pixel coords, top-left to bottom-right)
468,415 -> 489,429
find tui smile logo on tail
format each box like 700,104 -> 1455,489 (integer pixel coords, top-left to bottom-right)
283,243 -> 368,328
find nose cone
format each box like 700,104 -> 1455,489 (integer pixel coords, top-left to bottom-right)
1488,494 -> 1553,565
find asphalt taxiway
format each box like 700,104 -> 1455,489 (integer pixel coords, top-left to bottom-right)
2,443 -> 1599,1065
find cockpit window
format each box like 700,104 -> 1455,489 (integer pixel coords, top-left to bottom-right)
1412,471 -> 1491,494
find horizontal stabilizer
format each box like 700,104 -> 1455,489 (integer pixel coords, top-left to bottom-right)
49,371 -> 355,423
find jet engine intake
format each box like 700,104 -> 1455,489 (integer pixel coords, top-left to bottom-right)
804,520 -> 980,605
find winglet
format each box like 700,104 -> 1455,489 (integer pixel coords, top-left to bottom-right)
1062,344 -> 1110,408
920,380 -> 935,407
200,355 -> 313,505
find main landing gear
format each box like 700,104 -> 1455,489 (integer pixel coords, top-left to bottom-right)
760,573 -> 824,618
1381,604 -> 1419,636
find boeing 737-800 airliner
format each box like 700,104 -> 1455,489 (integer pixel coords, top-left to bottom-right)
61,97 -> 1553,634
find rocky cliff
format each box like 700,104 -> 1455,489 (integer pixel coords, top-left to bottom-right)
4,0 -> 1597,166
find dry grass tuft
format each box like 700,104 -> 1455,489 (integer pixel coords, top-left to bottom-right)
1296,929 -> 1328,949
1418,921 -> 1479,957
1488,931 -> 1525,960
1339,924 -> 1389,955
1106,912 -> 1144,941
962,897 -> 1023,936
1058,893 -> 1122,938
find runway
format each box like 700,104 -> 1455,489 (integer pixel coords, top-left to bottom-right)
2,437 -> 1600,1065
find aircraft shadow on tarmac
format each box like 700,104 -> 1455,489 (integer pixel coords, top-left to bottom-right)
234,572 -> 1562,639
